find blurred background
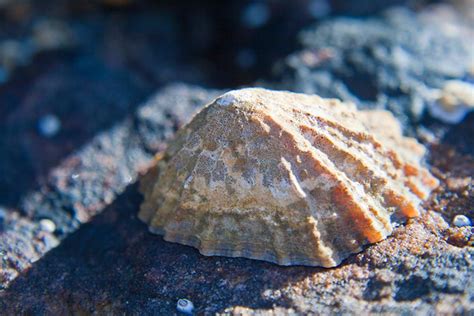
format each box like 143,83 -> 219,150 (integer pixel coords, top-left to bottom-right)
0,0 -> 471,88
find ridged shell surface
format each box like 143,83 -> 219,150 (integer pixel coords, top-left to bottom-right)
139,88 -> 438,267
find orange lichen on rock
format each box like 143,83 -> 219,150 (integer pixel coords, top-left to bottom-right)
139,88 -> 438,267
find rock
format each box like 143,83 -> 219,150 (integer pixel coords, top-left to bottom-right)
0,141 -> 472,314
0,83 -> 220,289
275,6 -> 474,130
0,210 -> 59,290
0,1 -> 473,315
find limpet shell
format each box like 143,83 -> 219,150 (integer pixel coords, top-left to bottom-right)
139,88 -> 438,267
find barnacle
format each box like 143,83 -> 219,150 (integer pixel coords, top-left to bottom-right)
428,80 -> 474,124
139,88 -> 438,267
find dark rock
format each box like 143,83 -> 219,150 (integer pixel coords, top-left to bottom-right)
0,139 -> 472,314
275,6 -> 474,132
0,210 -> 59,290
0,6 -> 213,209
329,0 -> 432,16
1,82 -> 473,314
0,57 -> 151,210
0,83 -> 220,289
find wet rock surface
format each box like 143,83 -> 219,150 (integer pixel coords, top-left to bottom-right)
0,1 -> 473,315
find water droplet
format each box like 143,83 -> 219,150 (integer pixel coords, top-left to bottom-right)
38,114 -> 61,137
308,0 -> 331,18
242,2 -> 270,28
177,298 -> 194,315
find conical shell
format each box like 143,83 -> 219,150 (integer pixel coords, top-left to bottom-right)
139,88 -> 438,267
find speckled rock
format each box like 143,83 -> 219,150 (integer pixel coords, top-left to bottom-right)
0,84 -> 220,289
0,210 -> 58,289
275,6 -> 474,130
0,126 -> 472,314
